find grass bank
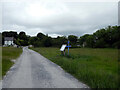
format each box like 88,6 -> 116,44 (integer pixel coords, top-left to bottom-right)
2,47 -> 22,77
30,47 -> 118,88
0,47 -> 2,79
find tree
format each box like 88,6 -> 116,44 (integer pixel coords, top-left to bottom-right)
18,31 -> 29,46
0,33 -> 2,45
86,35 -> 95,48
19,32 -> 27,40
93,29 -> 107,48
2,31 -> 17,38
68,35 -> 78,47
79,34 -> 90,47
29,37 -> 42,47
37,33 -> 46,40
42,37 -> 52,47
52,36 -> 67,47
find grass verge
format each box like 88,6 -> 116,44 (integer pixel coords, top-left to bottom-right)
30,47 -> 118,88
2,47 -> 22,77
0,47 -> 2,80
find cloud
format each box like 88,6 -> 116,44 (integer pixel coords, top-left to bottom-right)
2,1 -> 118,37
118,1 -> 120,25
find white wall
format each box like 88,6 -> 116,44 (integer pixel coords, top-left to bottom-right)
4,41 -> 8,45
4,41 -> 14,46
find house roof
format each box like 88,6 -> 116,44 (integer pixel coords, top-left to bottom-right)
4,37 -> 14,41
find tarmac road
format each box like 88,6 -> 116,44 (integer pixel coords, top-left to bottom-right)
2,47 -> 89,88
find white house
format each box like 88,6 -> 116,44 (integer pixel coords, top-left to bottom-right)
83,42 -> 87,48
4,37 -> 14,46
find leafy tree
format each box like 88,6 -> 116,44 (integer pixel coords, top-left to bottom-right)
52,36 -> 67,47
19,32 -> 27,40
29,37 -> 42,47
37,33 -> 46,40
79,34 -> 90,47
2,31 -> 17,39
68,35 -> 78,44
18,31 -> 29,46
0,33 -> 2,45
86,35 -> 95,48
42,37 -> 52,47
33,41 -> 43,47
79,26 -> 120,48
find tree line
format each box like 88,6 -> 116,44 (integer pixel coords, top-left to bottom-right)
1,25 -> 120,48
79,26 -> 120,48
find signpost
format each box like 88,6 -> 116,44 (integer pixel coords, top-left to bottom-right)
60,44 -> 66,56
60,40 -> 71,56
66,40 -> 71,55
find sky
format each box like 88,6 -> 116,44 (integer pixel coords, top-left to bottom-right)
1,0 -> 119,38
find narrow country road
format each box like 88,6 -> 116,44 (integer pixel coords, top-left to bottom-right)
2,47 -> 89,88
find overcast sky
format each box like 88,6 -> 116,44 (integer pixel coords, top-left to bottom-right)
1,0 -> 119,37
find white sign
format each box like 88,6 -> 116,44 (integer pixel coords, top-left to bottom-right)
60,44 -> 66,51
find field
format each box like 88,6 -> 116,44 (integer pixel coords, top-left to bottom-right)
31,47 -> 118,88
2,47 -> 22,77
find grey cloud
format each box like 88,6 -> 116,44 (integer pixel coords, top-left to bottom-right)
2,1 -> 118,37
118,1 -> 120,25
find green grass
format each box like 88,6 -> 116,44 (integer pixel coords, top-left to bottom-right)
2,47 -> 22,77
0,47 -> 2,79
118,49 -> 120,89
30,47 -> 118,88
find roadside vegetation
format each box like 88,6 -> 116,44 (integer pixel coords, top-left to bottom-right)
0,47 -> 2,79
2,47 -> 22,77
30,47 -> 118,88
118,49 -> 120,88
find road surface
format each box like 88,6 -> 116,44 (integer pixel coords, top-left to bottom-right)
2,47 -> 89,88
